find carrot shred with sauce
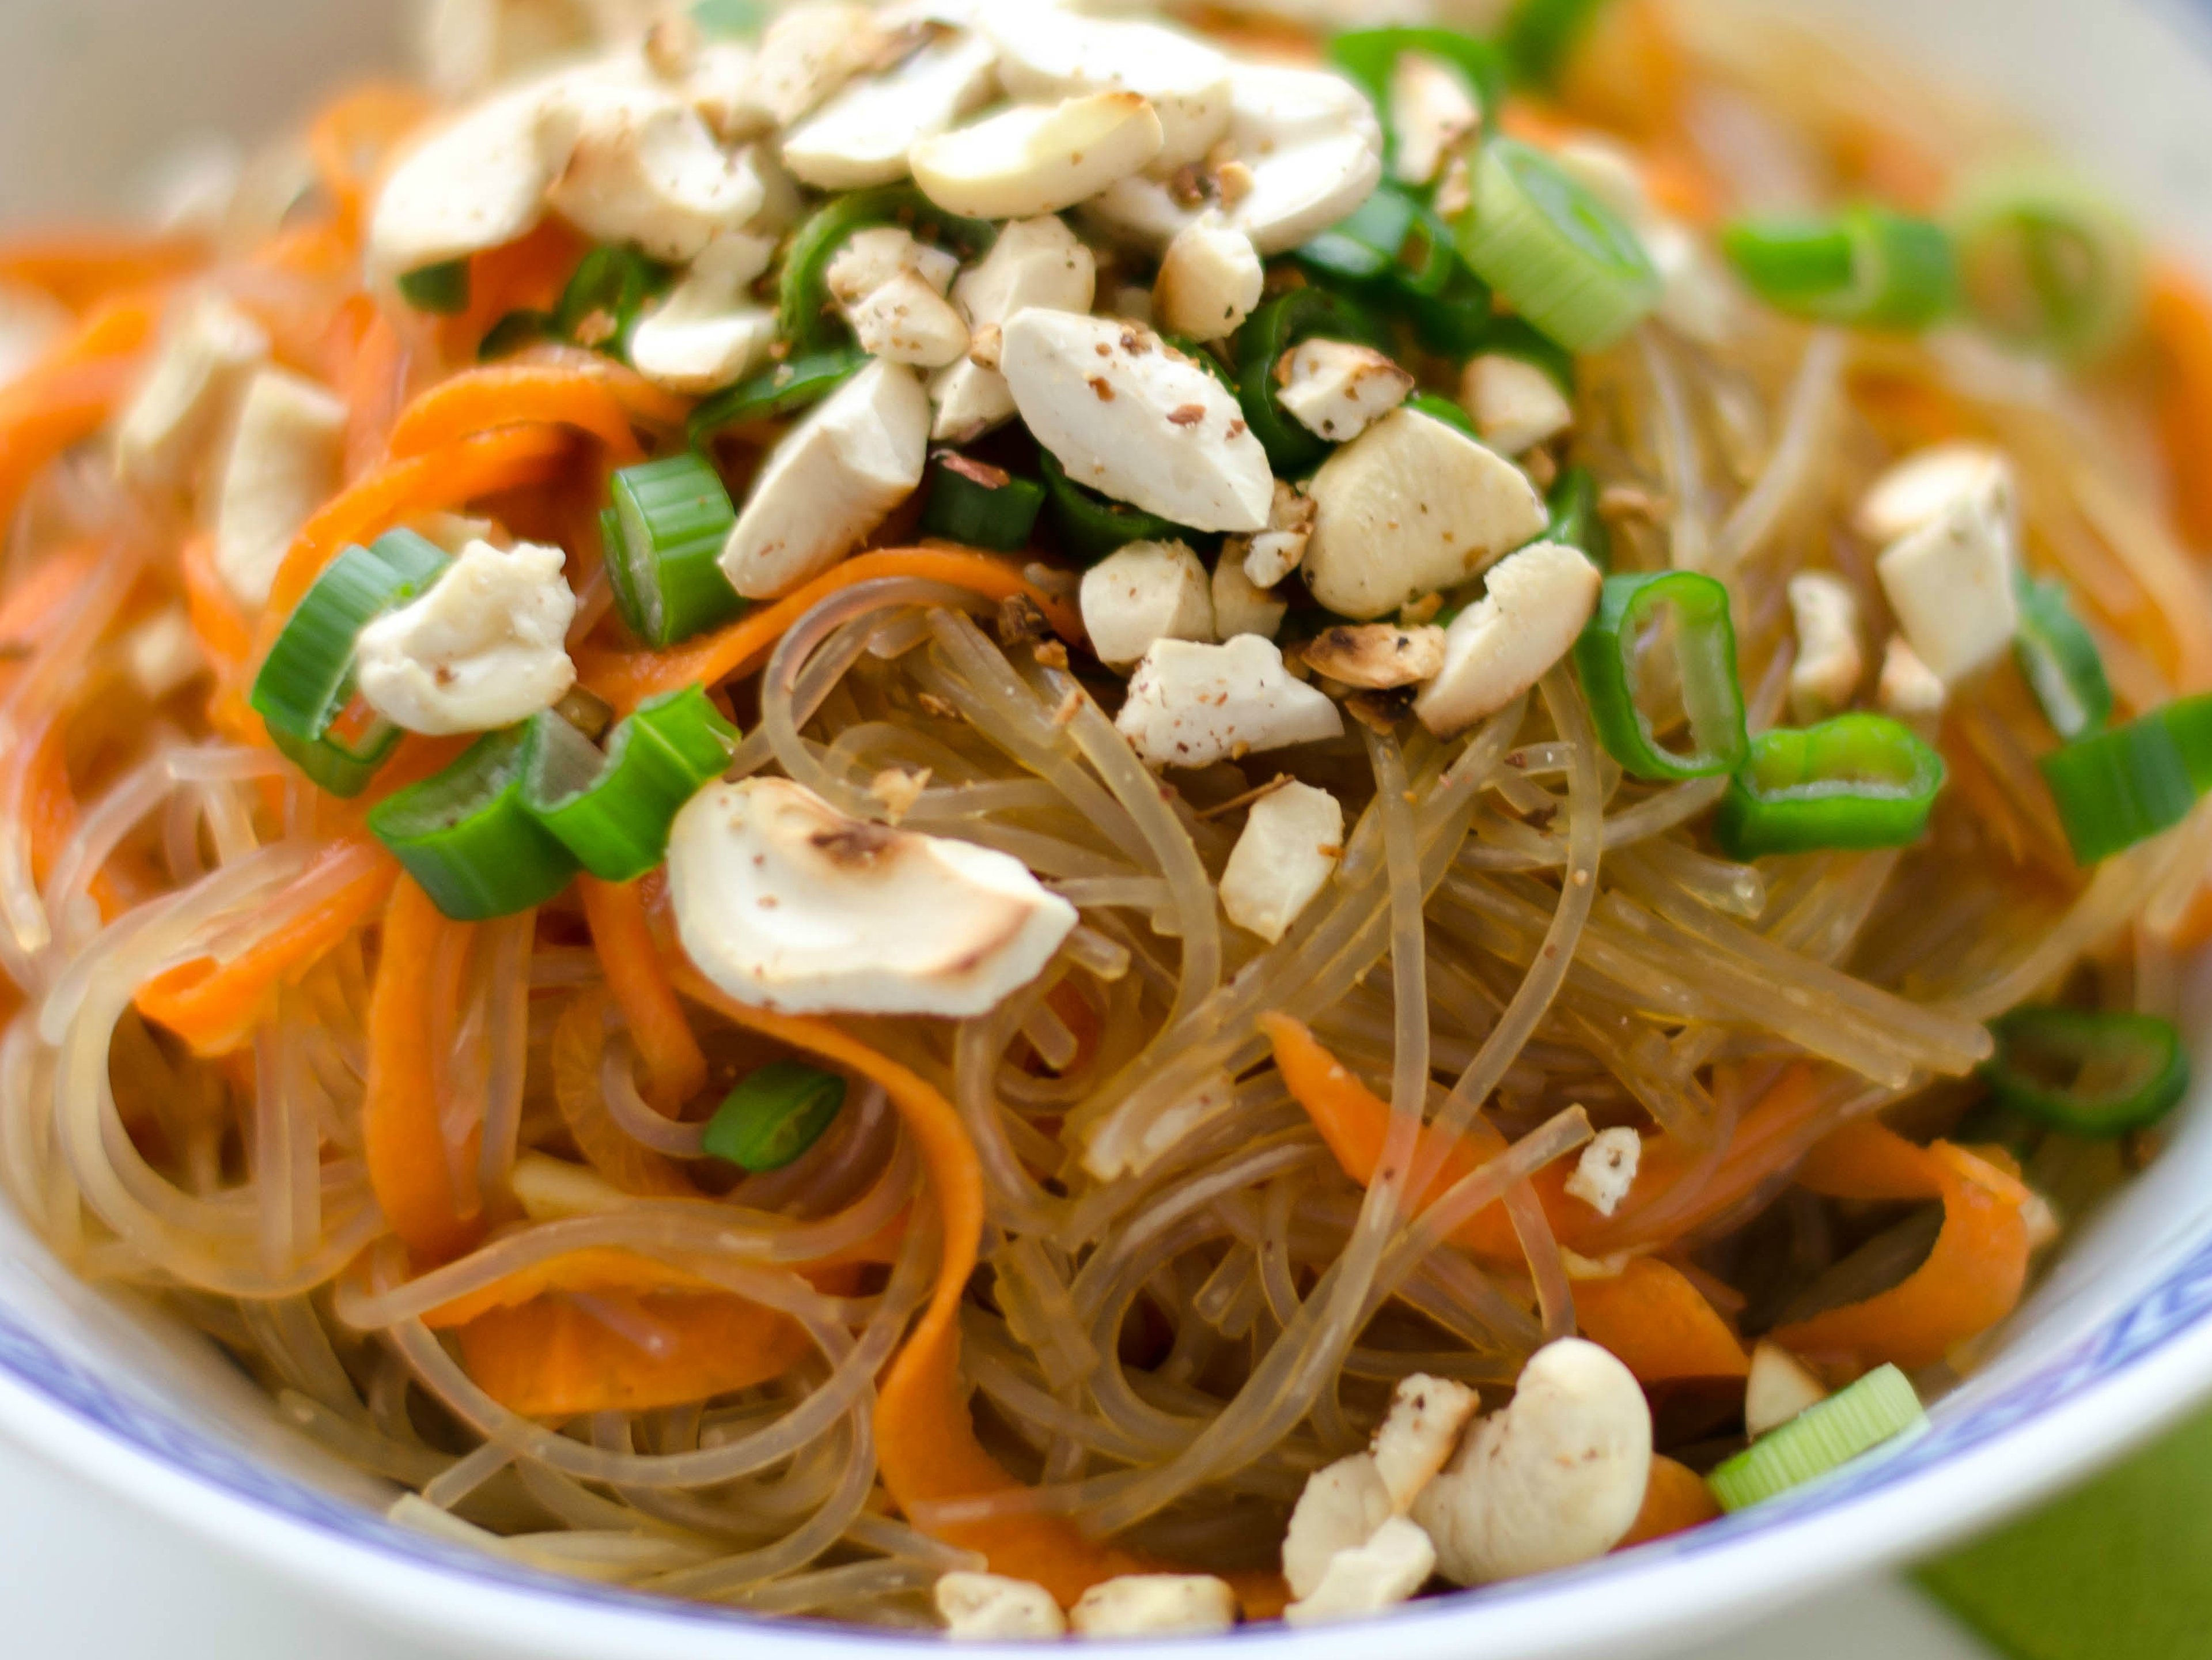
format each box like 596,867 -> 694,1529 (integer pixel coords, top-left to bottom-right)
454,1290 -> 817,1419
1618,1455 -> 1722,1548
0,290 -> 165,525
447,221 -> 588,355
0,232 -> 206,311
671,963 -> 1141,1607
550,987 -> 696,1199
1775,1119 -> 2031,1374
137,836 -> 397,1056
578,550 -> 1085,714
579,876 -> 709,1113
1265,1014 -> 1828,1261
332,298 -> 411,480
363,878 -> 486,1262
261,424 -> 574,629
1573,1257 -> 1750,1383
385,362 -> 687,466
2146,264 -> 2212,553
306,82 -> 434,236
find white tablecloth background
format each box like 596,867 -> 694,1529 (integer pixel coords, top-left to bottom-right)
0,1431 -> 1998,1659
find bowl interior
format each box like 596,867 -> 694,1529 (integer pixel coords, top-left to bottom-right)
4,2 -> 2212,1657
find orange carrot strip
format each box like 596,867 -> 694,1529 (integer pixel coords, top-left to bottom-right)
307,83 -> 435,235
449,221 -> 588,355
1618,1456 -> 1722,1548
332,298 -> 410,481
578,549 -> 1085,713
363,879 -> 484,1261
455,1291 -> 815,1418
1574,1258 -> 1749,1383
672,964 -> 1139,1605
550,988 -> 696,1199
385,364 -> 673,465
579,876 -> 709,1112
1268,1014 -> 1829,1260
0,233 -> 206,311
1777,1121 -> 2031,1374
421,1217 -> 905,1330
263,425 -> 573,625
137,837 -> 396,1056
2146,264 -> 2212,553
0,544 -> 100,649
0,290 -> 163,523
179,533 -> 257,674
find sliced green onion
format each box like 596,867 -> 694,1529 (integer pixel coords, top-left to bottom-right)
1721,207 -> 1957,331
920,454 -> 1046,552
1455,138 -> 1660,354
778,186 -> 993,356
1328,29 -> 1508,165
524,686 -> 736,882
692,0 -> 769,37
1572,570 -> 1748,781
1039,451 -> 1202,564
251,530 -> 448,743
1499,0 -> 1611,89
368,725 -> 579,920
1952,169 -> 2145,363
688,347 -> 867,448
397,258 -> 472,316
1709,1364 -> 1926,1512
1301,187 -> 1464,307
1405,259 -> 1498,358
2014,573 -> 2112,741
479,309 -> 554,362
1714,714 -> 1946,859
556,245 -> 676,361
2037,695 -> 2212,865
268,714 -> 403,800
704,1061 -> 847,1172
606,454 -> 745,648
1545,465 -> 1610,570
1231,288 -> 1390,474
1404,392 -> 1474,433
1983,1007 -> 2189,1139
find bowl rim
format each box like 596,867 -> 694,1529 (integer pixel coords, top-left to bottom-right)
5,1216 -> 2212,1659
6,0 -> 2212,1650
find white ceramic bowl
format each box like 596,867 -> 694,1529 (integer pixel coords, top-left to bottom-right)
6,1 -> 2212,1655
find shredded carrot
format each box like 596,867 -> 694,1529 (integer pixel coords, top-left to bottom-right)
448,220 -> 588,356
672,963 -> 1140,1606
0,233 -> 206,311
0,289 -> 165,526
1618,1456 -> 1722,1548
363,878 -> 485,1262
421,1217 -> 906,1329
306,82 -> 434,237
262,425 -> 574,627
1266,1014 -> 1830,1261
385,363 -> 688,465
0,544 -> 100,649
179,533 -> 257,675
455,1290 -> 816,1418
331,297 -> 410,481
578,549 -> 1085,714
1776,1119 -> 2031,1374
579,876 -> 708,1113
551,988 -> 696,1198
138,836 -> 396,1056
1574,1258 -> 1750,1383
2146,264 -> 2212,553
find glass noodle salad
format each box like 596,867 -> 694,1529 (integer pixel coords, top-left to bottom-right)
3,0 -> 2211,1636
